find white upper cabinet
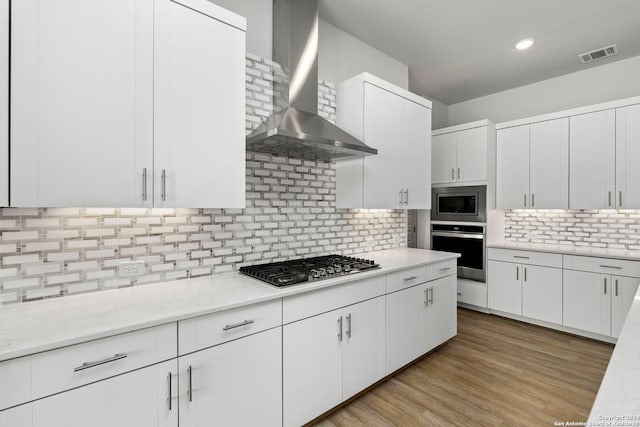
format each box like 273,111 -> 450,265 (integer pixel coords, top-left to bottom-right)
432,121 -> 493,185
11,0 -> 154,207
10,0 -> 245,208
570,110 -> 616,209
616,104 -> 640,209
336,73 -> 432,209
154,0 -> 245,208
0,0 -> 7,207
496,125 -> 529,209
496,118 -> 568,209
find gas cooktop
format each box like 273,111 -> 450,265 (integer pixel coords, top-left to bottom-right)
239,255 -> 380,287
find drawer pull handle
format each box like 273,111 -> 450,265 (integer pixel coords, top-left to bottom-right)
337,316 -> 343,342
404,276 -> 418,281
599,265 -> 623,270
222,319 -> 255,331
167,372 -> 173,411
513,256 -> 530,259
439,267 -> 451,272
74,353 -> 127,372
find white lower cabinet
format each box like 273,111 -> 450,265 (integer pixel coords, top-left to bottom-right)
178,327 -> 282,427
522,265 -> 563,324
283,296 -> 386,427
563,271 -> 640,338
487,260 -> 522,315
563,270 -> 611,336
386,275 -> 456,374
1,360 -> 177,427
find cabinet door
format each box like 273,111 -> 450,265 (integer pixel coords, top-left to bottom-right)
496,126 -> 529,209
616,104 -> 640,208
0,405 -> 32,427
426,275 -> 457,350
0,0 -> 7,207
154,0 -> 245,208
179,328 -> 281,427
521,265 -> 562,324
342,296 -> 386,399
30,360 -> 177,427
456,126 -> 487,183
385,284 -> 428,373
529,118 -> 569,209
569,110 -> 616,209
363,83 -> 404,208
283,310 -> 343,427
611,276 -> 640,338
487,261 -> 522,315
432,133 -> 456,184
402,99 -> 431,209
563,270 -> 611,336
11,0 -> 153,207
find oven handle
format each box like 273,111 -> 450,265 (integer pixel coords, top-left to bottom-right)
431,231 -> 485,240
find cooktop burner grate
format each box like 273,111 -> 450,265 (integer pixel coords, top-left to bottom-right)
239,255 -> 380,287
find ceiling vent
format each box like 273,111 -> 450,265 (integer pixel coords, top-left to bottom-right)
579,44 -> 618,63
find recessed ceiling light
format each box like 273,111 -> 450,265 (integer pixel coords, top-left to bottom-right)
515,38 -> 535,50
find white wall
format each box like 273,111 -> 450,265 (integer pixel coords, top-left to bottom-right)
428,98 -> 449,130
448,55 -> 640,126
210,0 -> 272,59
318,21 -> 408,89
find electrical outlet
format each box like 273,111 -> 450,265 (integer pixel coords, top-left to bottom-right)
118,261 -> 147,277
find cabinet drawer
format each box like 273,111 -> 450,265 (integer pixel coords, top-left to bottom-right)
386,266 -> 428,293
563,255 -> 640,277
488,248 -> 562,268
0,356 -> 32,411
426,260 -> 457,281
178,299 -> 282,355
457,279 -> 487,308
30,323 -> 176,401
283,276 -> 385,324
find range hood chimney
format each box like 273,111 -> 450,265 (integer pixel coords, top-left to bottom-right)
245,0 -> 377,161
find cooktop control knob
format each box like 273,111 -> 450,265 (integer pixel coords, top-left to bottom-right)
327,267 -> 335,275
310,269 -> 320,279
318,268 -> 327,276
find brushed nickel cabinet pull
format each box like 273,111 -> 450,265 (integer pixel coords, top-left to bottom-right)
457,168 -> 461,180
513,255 -> 530,259
142,168 -> 148,201
516,266 -> 519,281
424,288 -> 429,306
524,193 -> 527,207
222,319 -> 254,331
187,365 -> 193,402
619,191 -> 623,207
404,276 -> 418,281
600,265 -> 622,270
439,267 -> 451,272
74,353 -> 127,372
531,193 -> 535,207
604,277 -> 607,295
429,287 -> 434,305
346,313 -> 352,338
524,267 -> 527,282
404,189 -> 409,205
337,316 -> 343,342
608,191 -> 612,207
451,168 -> 455,180
398,190 -> 403,205
615,279 -> 619,297
167,372 -> 173,411
161,169 -> 167,202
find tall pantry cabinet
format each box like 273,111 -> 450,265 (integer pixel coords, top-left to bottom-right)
0,0 -> 7,207
9,0 -> 245,208
335,73 -> 432,209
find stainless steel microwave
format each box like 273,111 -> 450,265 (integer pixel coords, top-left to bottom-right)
431,185 -> 487,223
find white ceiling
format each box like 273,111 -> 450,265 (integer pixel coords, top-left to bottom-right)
319,0 -> 640,105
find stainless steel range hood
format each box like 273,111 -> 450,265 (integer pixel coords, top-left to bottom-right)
245,0 -> 377,161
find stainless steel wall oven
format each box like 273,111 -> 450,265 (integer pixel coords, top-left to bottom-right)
431,185 -> 487,282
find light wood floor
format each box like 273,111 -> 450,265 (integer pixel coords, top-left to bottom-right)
312,308 -> 614,427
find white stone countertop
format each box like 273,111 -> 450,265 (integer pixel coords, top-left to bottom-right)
488,241 -> 640,261
588,286 -> 640,423
0,248 -> 458,362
